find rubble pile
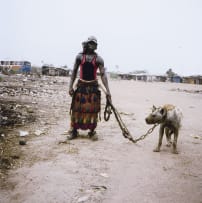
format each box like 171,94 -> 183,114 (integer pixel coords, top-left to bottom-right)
0,74 -> 70,175
0,100 -> 36,127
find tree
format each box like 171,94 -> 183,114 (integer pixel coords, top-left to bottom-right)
166,68 -> 175,78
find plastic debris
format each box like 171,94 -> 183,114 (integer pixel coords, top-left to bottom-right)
99,173 -> 109,178
19,130 -> 29,137
77,196 -> 89,202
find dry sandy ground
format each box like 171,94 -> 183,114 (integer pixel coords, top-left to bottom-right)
0,76 -> 202,203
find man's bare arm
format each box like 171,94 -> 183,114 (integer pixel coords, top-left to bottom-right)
99,65 -> 111,102
69,58 -> 80,96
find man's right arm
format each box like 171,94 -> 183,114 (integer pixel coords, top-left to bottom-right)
69,55 -> 81,96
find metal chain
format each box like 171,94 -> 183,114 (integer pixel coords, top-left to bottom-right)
128,123 -> 159,143
104,101 -> 159,143
100,84 -> 159,143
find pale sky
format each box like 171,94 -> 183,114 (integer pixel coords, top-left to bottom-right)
1,0 -> 202,76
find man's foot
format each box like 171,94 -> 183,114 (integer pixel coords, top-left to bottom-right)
88,131 -> 98,141
67,129 -> 78,140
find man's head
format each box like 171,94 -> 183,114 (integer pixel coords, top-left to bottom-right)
86,36 -> 97,52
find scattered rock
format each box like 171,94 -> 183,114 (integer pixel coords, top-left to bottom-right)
34,130 -> 44,136
190,134 -> 202,140
0,158 -> 12,169
19,140 -> 27,145
91,185 -> 107,191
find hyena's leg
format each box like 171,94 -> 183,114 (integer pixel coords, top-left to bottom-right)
153,125 -> 164,152
172,129 -> 179,154
165,127 -> 172,147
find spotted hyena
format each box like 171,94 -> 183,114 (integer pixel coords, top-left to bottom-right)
145,104 -> 182,154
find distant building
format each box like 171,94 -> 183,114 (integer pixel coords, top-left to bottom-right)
109,70 -> 202,85
171,75 -> 182,83
42,65 -> 70,76
113,70 -> 157,82
183,75 -> 202,85
155,75 -> 167,82
0,60 -> 31,74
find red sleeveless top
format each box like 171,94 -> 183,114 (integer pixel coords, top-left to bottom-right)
80,54 -> 98,80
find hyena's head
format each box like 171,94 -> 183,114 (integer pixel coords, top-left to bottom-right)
145,105 -> 167,124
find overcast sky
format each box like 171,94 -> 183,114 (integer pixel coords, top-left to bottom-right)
1,0 -> 202,76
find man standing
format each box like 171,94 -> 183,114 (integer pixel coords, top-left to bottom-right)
68,36 -> 111,140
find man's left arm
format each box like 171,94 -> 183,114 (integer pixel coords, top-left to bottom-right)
98,56 -> 111,101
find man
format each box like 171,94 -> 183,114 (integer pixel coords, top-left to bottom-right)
68,36 -> 111,140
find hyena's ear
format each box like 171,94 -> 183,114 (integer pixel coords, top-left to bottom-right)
160,108 -> 167,117
152,105 -> 156,111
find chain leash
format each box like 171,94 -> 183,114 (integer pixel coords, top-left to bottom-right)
100,84 -> 159,143
104,100 -> 159,143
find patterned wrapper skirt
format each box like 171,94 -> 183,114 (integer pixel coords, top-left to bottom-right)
70,79 -> 101,130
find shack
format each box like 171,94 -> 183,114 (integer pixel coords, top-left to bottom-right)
183,75 -> 202,85
42,65 -> 70,76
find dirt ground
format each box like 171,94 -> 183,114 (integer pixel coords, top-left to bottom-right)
0,75 -> 202,203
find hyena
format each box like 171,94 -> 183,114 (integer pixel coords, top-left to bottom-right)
145,104 -> 182,154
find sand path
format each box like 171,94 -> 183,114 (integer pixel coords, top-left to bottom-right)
1,78 -> 202,203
